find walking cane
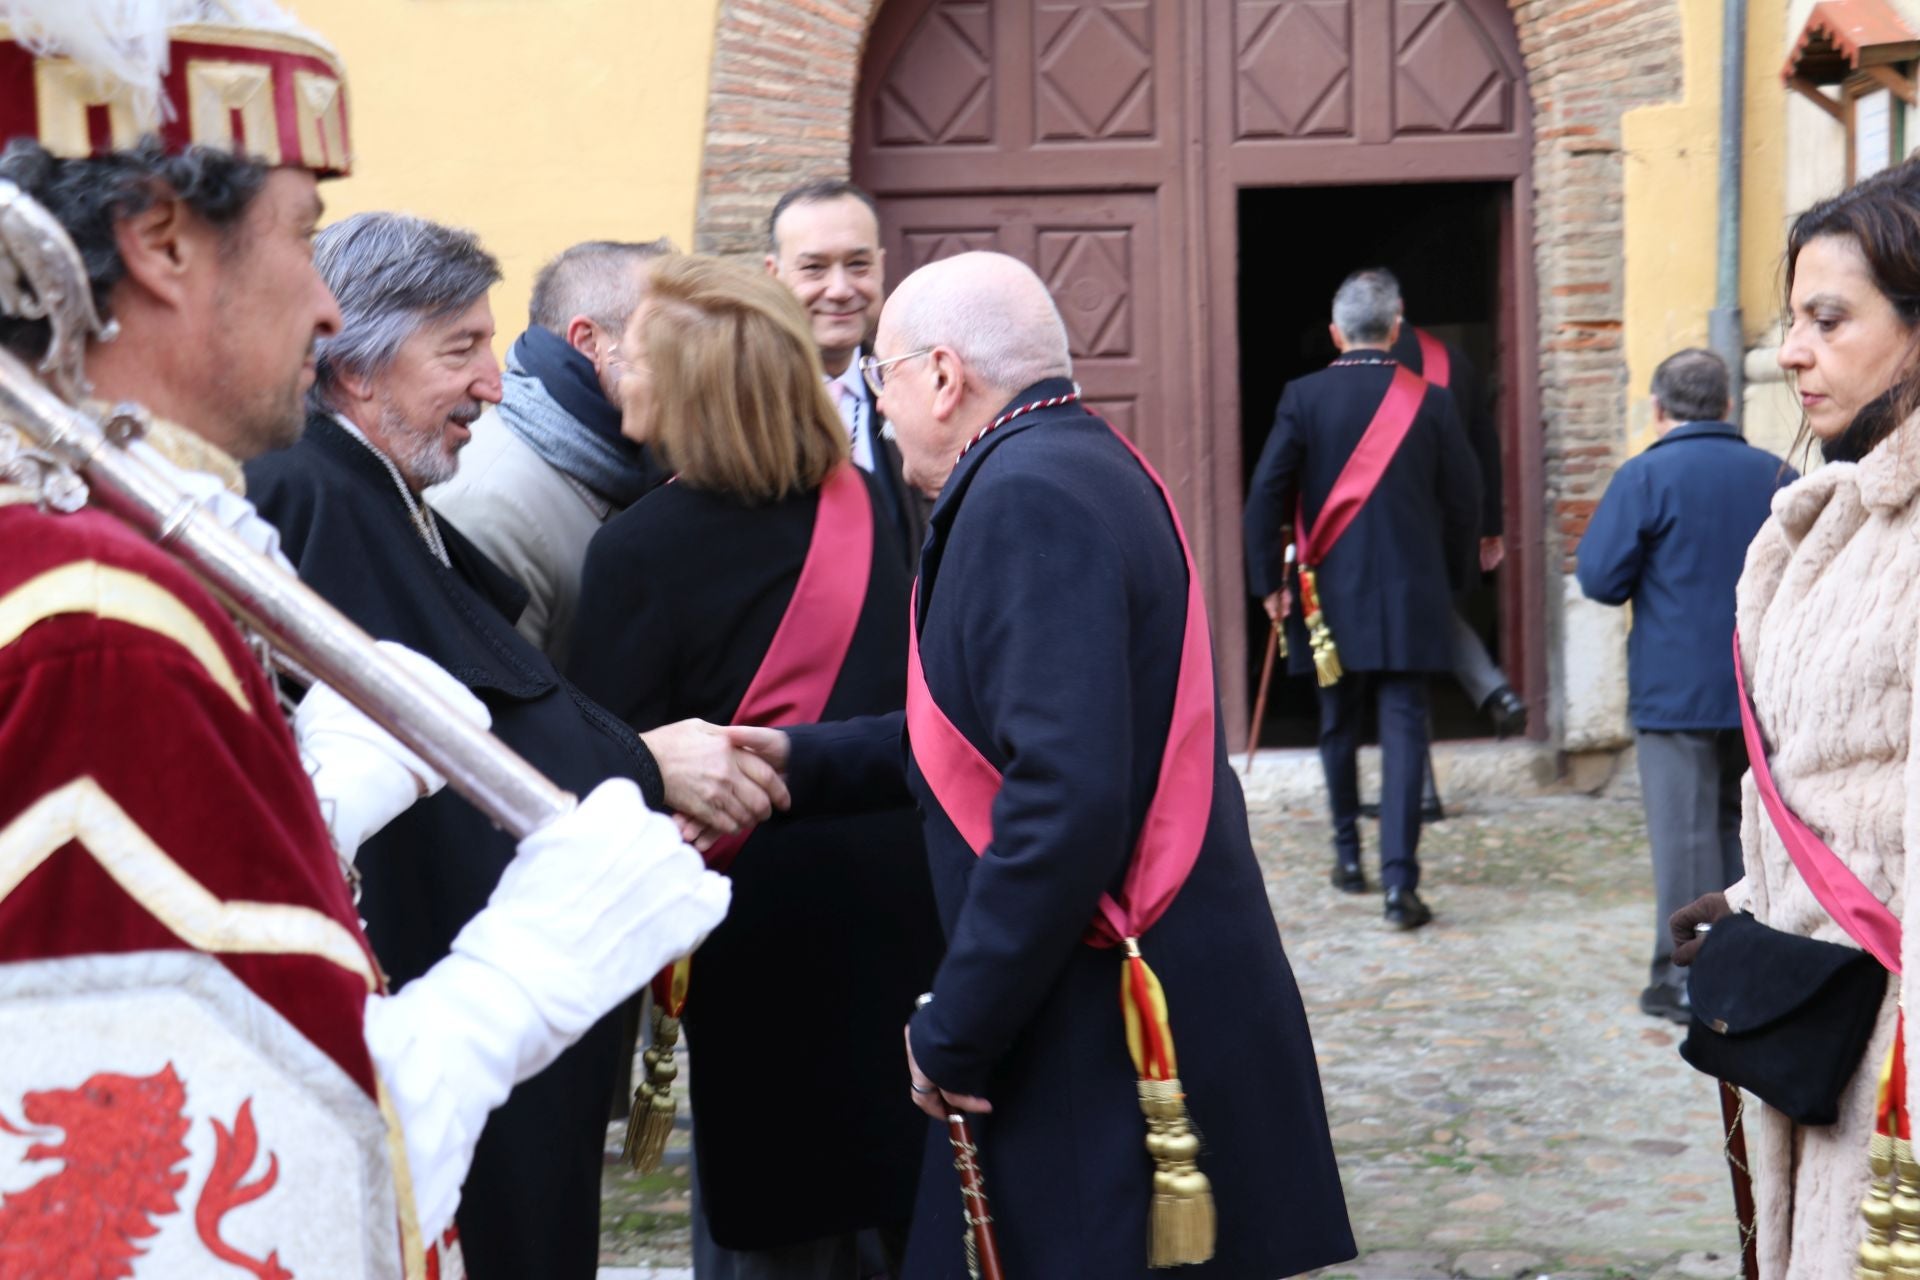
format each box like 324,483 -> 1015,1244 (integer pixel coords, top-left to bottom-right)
1243,544 -> 1294,775
1243,620 -> 1281,776
918,995 -> 1006,1280
1718,1080 -> 1759,1280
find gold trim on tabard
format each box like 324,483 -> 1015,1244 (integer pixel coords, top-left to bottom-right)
0,777 -> 378,990
0,560 -> 253,713
186,59 -> 282,165
32,61 -> 146,158
292,70 -> 347,172
377,1079 -> 431,1280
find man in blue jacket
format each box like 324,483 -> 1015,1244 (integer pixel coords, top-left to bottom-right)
1576,348 -> 1793,1023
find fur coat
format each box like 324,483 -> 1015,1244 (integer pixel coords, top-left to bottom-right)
1726,410 -> 1920,1278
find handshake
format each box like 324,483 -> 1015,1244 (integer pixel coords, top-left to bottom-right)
295,639 -> 797,860
634,719 -> 794,853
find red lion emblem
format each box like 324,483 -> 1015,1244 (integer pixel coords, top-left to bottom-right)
0,1064 -> 292,1278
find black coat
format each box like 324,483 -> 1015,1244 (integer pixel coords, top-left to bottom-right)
1393,326 -> 1504,537
245,412 -> 661,1280
568,471 -> 942,1251
787,383 -> 1354,1279
1244,355 -> 1483,676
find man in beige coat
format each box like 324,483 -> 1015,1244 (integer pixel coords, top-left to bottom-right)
430,238 -> 673,661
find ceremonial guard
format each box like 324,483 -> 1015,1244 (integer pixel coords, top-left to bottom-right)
0,3 -> 728,1276
242,211 -> 779,1280
736,252 -> 1354,1279
570,255 -> 940,1278
1244,268 -> 1482,928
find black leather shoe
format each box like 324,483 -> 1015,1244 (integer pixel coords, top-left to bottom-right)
1331,859 -> 1367,894
1639,983 -> 1691,1025
1482,685 -> 1527,739
1383,887 -> 1432,930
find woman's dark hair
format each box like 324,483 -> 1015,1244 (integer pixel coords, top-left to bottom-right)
1784,156 -> 1920,462
0,135 -> 269,364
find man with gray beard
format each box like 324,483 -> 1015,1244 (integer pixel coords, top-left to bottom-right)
245,211 -> 788,1279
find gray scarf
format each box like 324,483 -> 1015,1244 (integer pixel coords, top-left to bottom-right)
495,332 -> 660,508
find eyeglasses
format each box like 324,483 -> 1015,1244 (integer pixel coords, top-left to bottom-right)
859,348 -> 932,398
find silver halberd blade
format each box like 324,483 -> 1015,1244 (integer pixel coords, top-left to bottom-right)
0,177 -> 115,407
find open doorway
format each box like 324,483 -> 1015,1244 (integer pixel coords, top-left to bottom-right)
1238,182 -> 1508,749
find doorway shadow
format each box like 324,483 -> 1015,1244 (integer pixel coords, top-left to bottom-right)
1238,182 -> 1507,749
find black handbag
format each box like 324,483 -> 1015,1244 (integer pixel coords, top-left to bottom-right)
1679,911 -> 1888,1125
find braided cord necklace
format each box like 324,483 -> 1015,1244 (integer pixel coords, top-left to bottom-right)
956,386 -> 1083,464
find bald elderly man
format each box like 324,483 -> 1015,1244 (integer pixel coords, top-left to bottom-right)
733,254 -> 1353,1279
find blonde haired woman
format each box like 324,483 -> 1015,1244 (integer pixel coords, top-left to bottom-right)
569,254 -> 939,1278
1675,157 -> 1920,1275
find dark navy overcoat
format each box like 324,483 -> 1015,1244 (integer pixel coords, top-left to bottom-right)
788,380 -> 1355,1279
1243,355 -> 1483,676
247,413 -> 657,1280
1574,421 -> 1794,730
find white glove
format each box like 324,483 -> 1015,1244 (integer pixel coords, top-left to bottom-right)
295,641 -> 490,857
127,438 -> 292,569
363,777 -> 730,1240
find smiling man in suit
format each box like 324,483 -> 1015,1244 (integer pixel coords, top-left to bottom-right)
766,178 -> 926,565
1244,268 -> 1483,928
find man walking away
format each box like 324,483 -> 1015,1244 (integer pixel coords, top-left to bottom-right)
1577,348 -> 1793,1023
1243,268 -> 1482,929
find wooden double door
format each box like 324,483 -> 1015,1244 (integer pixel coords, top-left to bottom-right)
853,0 -> 1540,738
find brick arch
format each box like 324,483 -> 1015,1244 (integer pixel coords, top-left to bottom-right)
693,0 -> 883,256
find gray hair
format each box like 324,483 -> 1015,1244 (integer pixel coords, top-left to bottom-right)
887,252 -> 1072,395
1331,268 -> 1403,344
309,211 -> 501,412
1651,347 -> 1731,423
528,238 -> 676,332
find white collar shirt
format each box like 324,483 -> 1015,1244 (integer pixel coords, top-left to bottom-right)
827,347 -> 876,473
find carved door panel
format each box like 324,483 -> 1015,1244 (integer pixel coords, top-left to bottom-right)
1213,0 -> 1527,181
878,193 -> 1164,456
859,0 -> 1181,191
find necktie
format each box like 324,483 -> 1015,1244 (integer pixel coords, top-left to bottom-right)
830,378 -> 859,442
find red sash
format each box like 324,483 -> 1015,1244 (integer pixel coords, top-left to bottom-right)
904,420 -> 1215,949
1416,328 -> 1451,390
1733,631 -> 1902,972
702,462 -> 873,872
1297,364 -> 1428,568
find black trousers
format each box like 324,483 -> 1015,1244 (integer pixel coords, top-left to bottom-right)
1317,672 -> 1430,892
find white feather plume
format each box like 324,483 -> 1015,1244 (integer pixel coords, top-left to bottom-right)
0,0 -> 332,125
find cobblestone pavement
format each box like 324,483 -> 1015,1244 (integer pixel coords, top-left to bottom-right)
602,790 -> 1747,1279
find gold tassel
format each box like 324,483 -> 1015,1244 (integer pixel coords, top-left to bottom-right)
1861,1132 -> 1896,1278
1299,568 -> 1342,688
622,1008 -> 682,1175
1887,1137 -> 1920,1279
1139,1077 -> 1216,1268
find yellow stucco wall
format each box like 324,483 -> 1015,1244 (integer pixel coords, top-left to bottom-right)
293,0 -> 720,344
1619,0 -> 1789,449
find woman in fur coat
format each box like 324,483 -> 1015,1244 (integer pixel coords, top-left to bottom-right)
1673,158 -> 1920,1276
